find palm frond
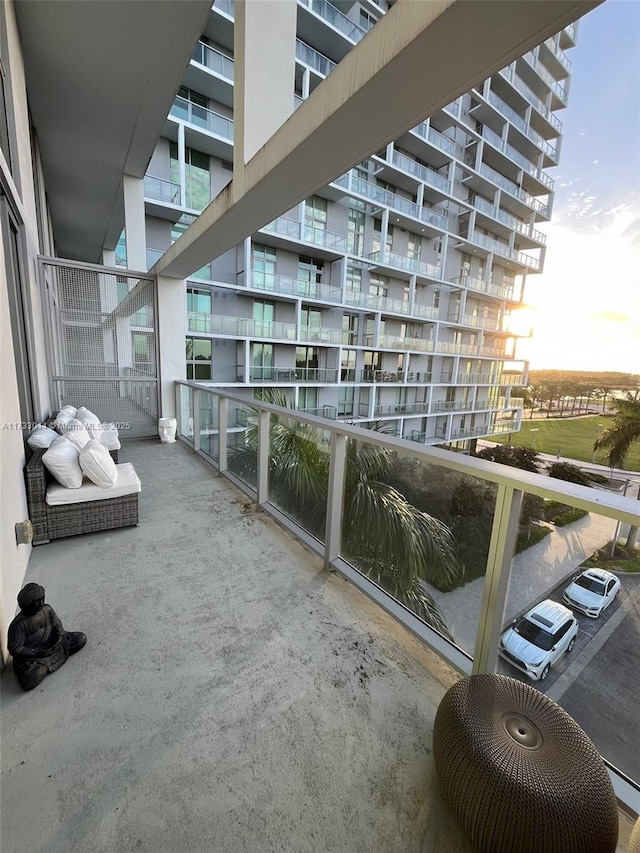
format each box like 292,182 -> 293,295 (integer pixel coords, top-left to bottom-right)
594,396 -> 640,468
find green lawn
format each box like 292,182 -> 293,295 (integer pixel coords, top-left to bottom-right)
494,415 -> 640,472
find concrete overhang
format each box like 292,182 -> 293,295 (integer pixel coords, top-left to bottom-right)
14,0 -> 212,263
156,0 -> 601,282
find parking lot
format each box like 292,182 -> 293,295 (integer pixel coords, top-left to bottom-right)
497,571 -> 640,782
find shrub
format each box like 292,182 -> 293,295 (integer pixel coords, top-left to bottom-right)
474,444 -> 540,472
547,461 -> 591,486
587,472 -> 609,485
515,524 -> 551,553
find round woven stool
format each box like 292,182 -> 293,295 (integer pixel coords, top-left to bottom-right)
433,674 -> 618,853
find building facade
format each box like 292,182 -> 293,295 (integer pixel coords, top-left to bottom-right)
128,0 -> 575,448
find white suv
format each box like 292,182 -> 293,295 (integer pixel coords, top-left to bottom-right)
499,599 -> 578,681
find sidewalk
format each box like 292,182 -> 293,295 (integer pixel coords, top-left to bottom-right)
426,511 -> 617,655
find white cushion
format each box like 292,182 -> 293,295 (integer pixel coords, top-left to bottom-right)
53,409 -> 75,432
77,407 -> 102,440
99,422 -> 121,451
42,436 -> 84,489
78,439 -> 118,488
46,462 -> 141,505
58,418 -> 92,449
27,425 -> 59,450
59,404 -> 78,418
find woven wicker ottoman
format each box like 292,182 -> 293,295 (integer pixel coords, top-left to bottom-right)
433,673 -> 618,853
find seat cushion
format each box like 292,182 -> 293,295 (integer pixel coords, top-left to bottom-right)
46,462 -> 141,505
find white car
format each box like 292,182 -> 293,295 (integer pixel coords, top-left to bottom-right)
499,599 -> 578,681
563,568 -> 621,618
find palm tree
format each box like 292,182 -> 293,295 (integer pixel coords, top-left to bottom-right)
594,392 -> 640,550
229,394 -> 460,638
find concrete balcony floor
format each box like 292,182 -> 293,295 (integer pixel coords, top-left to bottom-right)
1,439 -> 471,853
2,439 -> 635,852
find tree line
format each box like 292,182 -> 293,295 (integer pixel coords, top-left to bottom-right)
512,371 -> 639,418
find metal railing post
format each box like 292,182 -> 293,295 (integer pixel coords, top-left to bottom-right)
472,484 -> 522,674
325,433 -> 347,570
257,409 -> 270,505
192,389 -> 201,452
218,397 -> 228,473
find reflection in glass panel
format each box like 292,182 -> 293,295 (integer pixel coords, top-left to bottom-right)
226,403 -> 259,491
177,384 -> 193,441
198,391 -> 218,461
496,498 -> 639,784
341,445 -> 497,647
267,413 -> 330,544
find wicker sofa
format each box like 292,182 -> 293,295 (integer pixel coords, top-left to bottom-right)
26,448 -> 140,545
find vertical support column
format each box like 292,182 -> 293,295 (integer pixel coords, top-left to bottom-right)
192,388 -> 201,452
178,124 -> 187,209
234,0 -> 297,186
122,175 -> 147,271
157,274 -> 186,417
473,483 -> 522,674
257,409 -> 270,505
218,396 -> 228,473
324,432 -> 347,570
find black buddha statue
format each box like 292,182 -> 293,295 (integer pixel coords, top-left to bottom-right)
7,583 -> 87,691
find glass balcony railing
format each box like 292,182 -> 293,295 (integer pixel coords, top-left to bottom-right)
295,39 -> 336,76
261,217 -> 347,252
377,333 -> 434,352
472,196 -> 546,245
480,126 -> 554,191
298,405 -> 338,419
522,51 -> 567,103
368,249 -> 442,279
485,89 -> 558,161
176,375 -> 640,813
240,366 -> 338,383
336,173 -> 449,231
436,341 -> 479,356
188,313 -> 297,340
467,230 -> 541,270
298,0 -> 367,44
544,36 -> 572,72
477,163 -> 549,217
192,42 -> 234,80
249,270 -> 342,303
499,67 -> 563,134
299,325 -> 346,345
391,150 -> 451,193
143,175 -> 181,205
411,121 -> 456,155
453,274 -> 515,300
170,96 -> 234,140
213,0 -> 234,18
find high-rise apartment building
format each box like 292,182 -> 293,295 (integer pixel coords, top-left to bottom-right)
126,0 -> 575,449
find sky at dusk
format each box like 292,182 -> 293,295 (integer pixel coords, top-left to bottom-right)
517,0 -> 640,374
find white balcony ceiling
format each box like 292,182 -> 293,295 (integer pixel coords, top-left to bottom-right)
14,0 -> 212,263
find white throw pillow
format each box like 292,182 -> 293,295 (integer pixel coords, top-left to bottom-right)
77,407 -> 102,439
54,409 -> 75,432
27,425 -> 59,450
42,436 -> 84,488
58,418 -> 91,449
59,404 -> 78,418
99,422 -> 121,451
79,439 -> 118,488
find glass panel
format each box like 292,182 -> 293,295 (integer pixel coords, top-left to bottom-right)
227,403 -> 260,491
340,444 -> 497,648
496,499 -> 638,783
267,412 -> 330,544
198,391 -> 219,461
177,384 -> 193,442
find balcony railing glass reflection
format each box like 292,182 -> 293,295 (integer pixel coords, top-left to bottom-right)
192,41 -> 234,80
170,96 -> 234,140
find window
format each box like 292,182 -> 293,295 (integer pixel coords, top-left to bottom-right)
460,252 -> 472,277
434,288 -> 440,309
296,346 -> 319,380
341,349 -> 356,381
347,206 -> 365,255
359,8 -> 376,31
407,234 -> 421,261
304,196 -> 327,242
299,387 -> 318,411
251,342 -> 273,380
369,275 -> 388,299
346,265 -> 362,299
338,386 -> 355,416
170,143 -> 210,212
301,308 -> 322,339
253,300 -> 275,336
186,287 -> 212,315
252,243 -> 276,290
342,313 -> 359,345
298,255 -> 323,298
186,336 -> 212,380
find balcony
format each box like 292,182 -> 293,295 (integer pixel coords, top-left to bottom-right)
299,325 -> 345,345
453,274 -> 515,301
390,150 -> 451,194
169,96 -> 234,141
368,249 -> 442,279
261,217 -> 347,254
188,312 -> 297,340
377,333 -> 434,353
248,270 -> 342,303
143,175 -> 181,206
480,126 -> 554,192
411,121 -> 456,155
298,0 -> 367,45
359,401 -> 430,418
1,437 -> 477,852
241,366 -> 339,383
472,196 -> 546,245
484,89 -> 559,162
295,39 -> 336,77
476,163 -> 549,217
465,229 -> 541,271
499,66 -> 563,134
344,288 -> 439,320
192,41 -> 234,81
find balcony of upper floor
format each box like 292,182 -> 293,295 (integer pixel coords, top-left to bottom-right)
470,195 -> 546,249
357,401 -> 430,419
478,125 -> 554,195
2,436 -> 483,853
331,172 -> 449,237
368,249 -> 443,281
259,216 -> 347,260
462,160 -> 550,222
165,95 -> 234,160
518,50 -> 568,112
242,270 -> 343,305
188,312 -> 297,341
495,66 -> 563,139
359,368 -> 434,384
296,0 -> 372,63
539,35 -> 572,80
454,228 -> 541,272
391,120 -> 456,172
183,41 -> 234,108
446,309 -> 504,332
449,274 -> 516,302
238,365 -> 340,384
295,38 -> 337,78
344,288 -> 440,321
373,150 -> 452,202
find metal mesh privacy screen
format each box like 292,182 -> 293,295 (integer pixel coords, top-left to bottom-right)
41,260 -> 159,437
